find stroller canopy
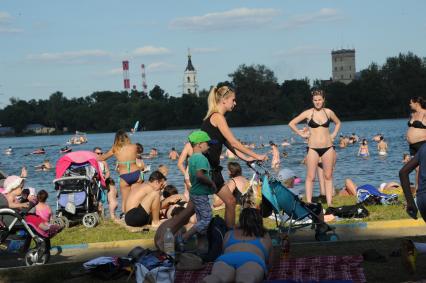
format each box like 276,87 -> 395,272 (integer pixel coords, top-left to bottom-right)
55,151 -> 106,187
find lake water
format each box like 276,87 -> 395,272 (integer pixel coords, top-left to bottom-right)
0,118 -> 411,211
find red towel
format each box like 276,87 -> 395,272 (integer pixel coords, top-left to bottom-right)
175,255 -> 366,283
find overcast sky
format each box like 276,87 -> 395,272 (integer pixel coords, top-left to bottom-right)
0,0 -> 425,106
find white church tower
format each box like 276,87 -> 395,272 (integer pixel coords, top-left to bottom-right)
183,49 -> 198,95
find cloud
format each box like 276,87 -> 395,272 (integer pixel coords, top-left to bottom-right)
0,11 -> 23,33
280,8 -> 345,29
0,27 -> 23,33
27,50 -> 111,62
191,47 -> 221,54
0,12 -> 12,23
132,46 -> 171,56
146,62 -> 176,72
169,7 -> 280,31
275,46 -> 328,57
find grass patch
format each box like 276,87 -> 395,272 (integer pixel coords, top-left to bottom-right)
51,196 -> 408,246
51,220 -> 155,246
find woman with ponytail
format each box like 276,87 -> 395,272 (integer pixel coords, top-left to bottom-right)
407,97 -> 426,156
201,85 -> 267,228
154,85 -> 266,249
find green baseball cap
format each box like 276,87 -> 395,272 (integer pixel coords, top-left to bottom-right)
188,130 -> 211,144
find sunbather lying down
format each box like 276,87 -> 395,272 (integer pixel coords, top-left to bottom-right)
202,208 -> 272,283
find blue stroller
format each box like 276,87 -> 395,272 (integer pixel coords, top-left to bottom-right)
247,161 -> 338,241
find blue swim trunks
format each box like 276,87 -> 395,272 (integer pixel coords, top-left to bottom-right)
216,251 -> 267,273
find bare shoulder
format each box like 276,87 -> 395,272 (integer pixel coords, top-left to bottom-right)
324,108 -> 335,116
211,112 -> 226,126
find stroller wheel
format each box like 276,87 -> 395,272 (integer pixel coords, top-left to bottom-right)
51,217 -> 64,228
329,233 -> 340,241
25,248 -> 50,266
60,216 -> 70,228
82,213 -> 98,228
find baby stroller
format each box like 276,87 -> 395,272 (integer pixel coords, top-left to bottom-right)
0,199 -> 60,266
52,151 -> 106,228
247,161 -> 338,241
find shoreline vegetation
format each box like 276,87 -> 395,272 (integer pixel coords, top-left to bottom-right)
0,116 -> 409,138
1,52 -> 425,135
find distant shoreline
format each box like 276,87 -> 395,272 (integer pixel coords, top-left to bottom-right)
0,116 -> 407,138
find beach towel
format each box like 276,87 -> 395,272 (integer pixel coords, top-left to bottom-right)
268,255 -> 366,283
175,255 -> 366,283
356,184 -> 398,205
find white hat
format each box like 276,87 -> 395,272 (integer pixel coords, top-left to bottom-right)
3,175 -> 24,193
278,168 -> 296,182
379,183 -> 387,191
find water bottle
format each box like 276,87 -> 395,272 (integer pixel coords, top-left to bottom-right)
281,234 -> 290,260
163,227 -> 175,258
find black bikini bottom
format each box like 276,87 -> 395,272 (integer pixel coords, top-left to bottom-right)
308,146 -> 334,157
409,140 -> 426,156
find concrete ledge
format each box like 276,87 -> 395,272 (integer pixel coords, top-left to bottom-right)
49,218 -> 425,252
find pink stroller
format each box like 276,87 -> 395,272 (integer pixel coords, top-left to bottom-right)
0,197 -> 61,266
52,151 -> 106,228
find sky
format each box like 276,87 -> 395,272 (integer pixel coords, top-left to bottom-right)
0,0 -> 425,106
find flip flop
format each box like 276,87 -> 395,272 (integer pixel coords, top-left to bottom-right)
362,249 -> 387,262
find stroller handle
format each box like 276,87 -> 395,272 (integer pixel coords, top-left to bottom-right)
246,160 -> 270,175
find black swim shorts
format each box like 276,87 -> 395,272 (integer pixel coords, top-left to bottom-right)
211,166 -> 225,193
125,205 -> 151,227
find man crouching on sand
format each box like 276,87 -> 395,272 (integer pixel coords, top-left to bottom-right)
124,171 -> 166,228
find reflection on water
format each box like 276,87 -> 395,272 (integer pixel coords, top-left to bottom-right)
0,118 -> 410,211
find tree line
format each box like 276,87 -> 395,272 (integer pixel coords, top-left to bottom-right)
0,52 -> 425,134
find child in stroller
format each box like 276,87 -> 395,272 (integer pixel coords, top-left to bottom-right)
0,176 -> 61,266
52,151 -> 106,228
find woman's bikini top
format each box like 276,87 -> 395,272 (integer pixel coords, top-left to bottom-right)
308,109 -> 331,128
223,230 -> 269,258
408,114 -> 426,129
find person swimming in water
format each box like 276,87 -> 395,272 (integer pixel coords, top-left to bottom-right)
269,141 -> 280,169
377,136 -> 388,156
358,139 -> 370,157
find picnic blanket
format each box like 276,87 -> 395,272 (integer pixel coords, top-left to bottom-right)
175,255 -> 366,283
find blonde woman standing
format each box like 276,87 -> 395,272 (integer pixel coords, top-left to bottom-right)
288,90 -> 341,206
201,85 -> 267,228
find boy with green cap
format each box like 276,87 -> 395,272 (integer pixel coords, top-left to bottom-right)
181,130 -> 217,242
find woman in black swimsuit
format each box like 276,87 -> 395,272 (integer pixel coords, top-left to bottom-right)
406,97 -> 426,156
288,90 -> 341,206
201,85 -> 267,228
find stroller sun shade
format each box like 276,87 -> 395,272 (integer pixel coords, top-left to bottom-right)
262,176 -> 310,220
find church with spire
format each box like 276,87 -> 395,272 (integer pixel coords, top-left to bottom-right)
183,49 -> 198,95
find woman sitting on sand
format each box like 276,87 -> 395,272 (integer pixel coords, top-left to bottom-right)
203,208 -> 272,283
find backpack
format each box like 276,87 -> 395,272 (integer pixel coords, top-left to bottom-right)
201,215 -> 227,262
325,203 -> 369,218
356,184 -> 399,205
